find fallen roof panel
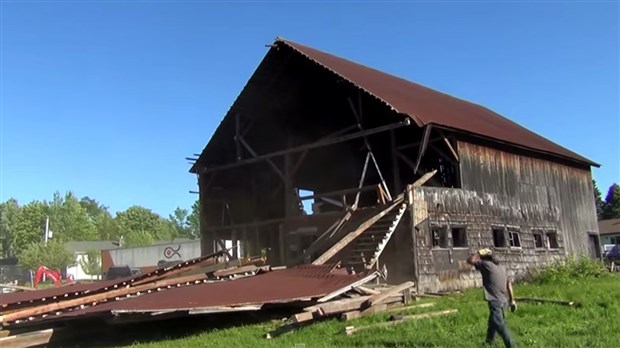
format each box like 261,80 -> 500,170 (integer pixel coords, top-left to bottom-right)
47,265 -> 372,320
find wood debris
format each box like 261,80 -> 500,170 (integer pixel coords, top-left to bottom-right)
267,281 -> 419,338
344,309 -> 458,335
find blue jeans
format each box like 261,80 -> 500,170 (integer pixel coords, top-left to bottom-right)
486,301 -> 516,348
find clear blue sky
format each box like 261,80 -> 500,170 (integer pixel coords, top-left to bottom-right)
1,1 -> 618,217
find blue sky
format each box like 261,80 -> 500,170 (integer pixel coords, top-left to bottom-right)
1,1 -> 618,217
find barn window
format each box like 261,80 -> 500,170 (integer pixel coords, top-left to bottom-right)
546,231 -> 559,249
533,231 -> 544,248
451,227 -> 467,248
508,230 -> 521,248
492,228 -> 506,248
431,227 -> 449,248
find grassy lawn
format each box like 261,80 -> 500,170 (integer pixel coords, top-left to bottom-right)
126,274 -> 619,348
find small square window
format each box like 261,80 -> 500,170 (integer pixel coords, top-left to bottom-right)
508,231 -> 521,248
547,231 -> 559,249
432,227 -> 449,248
451,227 -> 467,248
533,232 -> 544,248
493,228 -> 506,248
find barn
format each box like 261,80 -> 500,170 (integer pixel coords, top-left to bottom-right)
189,38 -> 600,292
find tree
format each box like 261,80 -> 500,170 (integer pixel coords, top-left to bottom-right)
593,180 -> 605,220
13,201 -> 47,255
79,196 -> 109,222
79,249 -> 102,280
18,241 -> 75,272
169,207 -> 191,238
602,183 -> 620,219
115,206 -> 175,247
187,200 -> 200,239
0,199 -> 20,258
47,192 -> 98,241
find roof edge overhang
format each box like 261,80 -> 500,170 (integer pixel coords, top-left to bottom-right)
434,124 -> 600,168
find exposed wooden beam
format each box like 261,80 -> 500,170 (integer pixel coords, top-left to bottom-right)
412,125 -> 432,174
199,120 -> 411,174
238,136 -> 285,180
397,136 -> 442,151
429,144 -> 457,164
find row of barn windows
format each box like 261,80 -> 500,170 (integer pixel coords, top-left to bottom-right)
431,226 -> 559,250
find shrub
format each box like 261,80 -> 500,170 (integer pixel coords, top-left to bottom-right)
528,256 -> 608,284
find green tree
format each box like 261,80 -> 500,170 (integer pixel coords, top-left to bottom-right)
0,199 -> 20,258
95,213 -> 120,241
47,192 -> 98,241
602,183 -> 620,219
115,206 -> 174,247
593,180 -> 605,220
13,201 -> 47,255
169,207 -> 190,238
79,196 -> 109,221
18,241 -> 75,271
79,249 -> 102,280
187,200 -> 200,239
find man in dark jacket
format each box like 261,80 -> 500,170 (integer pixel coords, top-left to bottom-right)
467,248 -> 517,348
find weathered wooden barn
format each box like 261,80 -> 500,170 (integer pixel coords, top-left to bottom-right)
189,38 -> 600,292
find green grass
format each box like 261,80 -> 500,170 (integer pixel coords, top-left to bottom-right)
123,274 -> 619,348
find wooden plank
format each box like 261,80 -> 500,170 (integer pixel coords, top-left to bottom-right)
384,302 -> 435,314
353,286 -> 380,296
340,300 -> 404,321
316,272 -> 379,303
313,198 -> 404,265
365,281 -> 414,307
292,311 -> 314,323
343,309 -> 458,335
0,328 -> 58,348
412,125 -> 432,174
515,297 -> 581,307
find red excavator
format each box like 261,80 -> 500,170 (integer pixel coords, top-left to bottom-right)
33,266 -> 74,288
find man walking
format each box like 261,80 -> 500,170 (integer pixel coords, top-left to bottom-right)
467,248 -> 517,348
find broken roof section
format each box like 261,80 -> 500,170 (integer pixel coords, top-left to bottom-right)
276,38 -> 597,167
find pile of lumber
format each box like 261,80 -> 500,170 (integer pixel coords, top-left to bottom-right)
266,281 -> 418,338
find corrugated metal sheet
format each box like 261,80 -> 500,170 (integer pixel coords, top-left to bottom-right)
0,281 -> 116,307
50,265 -> 366,319
277,38 -> 596,166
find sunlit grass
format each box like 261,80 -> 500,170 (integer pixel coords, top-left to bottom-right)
124,274 -> 619,348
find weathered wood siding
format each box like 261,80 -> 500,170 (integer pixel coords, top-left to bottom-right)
413,187 -> 566,292
458,141 -> 598,255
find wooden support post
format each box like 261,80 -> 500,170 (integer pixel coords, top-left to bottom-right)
231,229 -> 238,259
407,185 -> 420,294
413,125 -> 432,174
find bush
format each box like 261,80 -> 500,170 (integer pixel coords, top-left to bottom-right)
529,256 -> 608,284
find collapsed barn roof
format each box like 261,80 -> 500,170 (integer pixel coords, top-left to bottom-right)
191,37 -> 597,173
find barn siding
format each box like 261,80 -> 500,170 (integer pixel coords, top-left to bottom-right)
413,187 -> 567,292
458,141 -> 598,255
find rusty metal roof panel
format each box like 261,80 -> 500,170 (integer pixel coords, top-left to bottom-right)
277,39 -> 597,167
50,265 -> 367,319
0,281 -> 116,306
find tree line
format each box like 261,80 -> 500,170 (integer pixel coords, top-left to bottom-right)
594,182 -> 620,220
0,191 -> 199,267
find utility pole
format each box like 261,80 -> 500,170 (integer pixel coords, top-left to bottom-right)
44,216 -> 50,245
